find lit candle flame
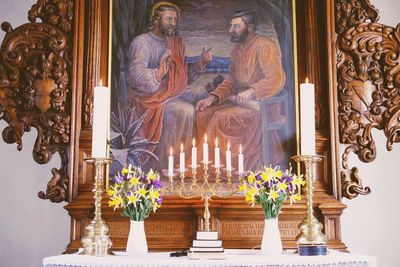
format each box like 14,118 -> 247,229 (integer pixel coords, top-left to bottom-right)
204,134 -> 207,143
305,77 -> 309,83
239,144 -> 242,154
170,146 -> 173,156
99,79 -> 103,86
215,137 -> 218,147
192,138 -> 195,147
180,143 -> 183,153
227,141 -> 230,151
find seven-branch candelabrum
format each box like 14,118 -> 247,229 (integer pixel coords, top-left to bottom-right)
81,157 -> 113,255
164,137 -> 244,231
166,161 -> 240,232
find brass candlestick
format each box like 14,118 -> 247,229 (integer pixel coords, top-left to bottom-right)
81,158 -> 113,256
291,155 -> 327,256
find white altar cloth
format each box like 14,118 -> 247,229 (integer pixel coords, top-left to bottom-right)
43,249 -> 377,267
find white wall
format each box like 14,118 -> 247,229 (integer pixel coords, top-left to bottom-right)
0,0 -> 399,266
341,1 -> 400,266
0,1 -> 69,266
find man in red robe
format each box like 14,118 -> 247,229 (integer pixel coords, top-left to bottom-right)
128,2 -> 212,169
196,10 -> 286,171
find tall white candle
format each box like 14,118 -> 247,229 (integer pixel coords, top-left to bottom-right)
203,134 -> 208,163
179,143 -> 185,173
168,147 -> 174,177
238,144 -> 244,174
214,138 -> 220,167
300,78 -> 316,155
91,80 -> 110,158
226,142 -> 232,171
191,138 -> 197,167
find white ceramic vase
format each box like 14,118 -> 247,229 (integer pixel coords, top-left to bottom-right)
126,220 -> 148,256
261,218 -> 282,256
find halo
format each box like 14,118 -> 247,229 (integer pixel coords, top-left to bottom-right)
151,1 -> 181,18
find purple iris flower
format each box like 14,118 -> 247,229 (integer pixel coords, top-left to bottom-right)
255,174 -> 262,181
256,183 -> 261,189
157,193 -> 163,205
285,175 -> 293,183
114,174 -> 123,184
127,191 -> 132,196
288,183 -> 294,191
152,179 -> 162,189
265,181 -> 272,189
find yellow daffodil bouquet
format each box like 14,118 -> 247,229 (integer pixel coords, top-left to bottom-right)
107,164 -> 163,221
240,165 -> 304,219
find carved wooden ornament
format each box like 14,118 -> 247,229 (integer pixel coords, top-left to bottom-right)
336,0 -> 400,198
0,0 -> 74,202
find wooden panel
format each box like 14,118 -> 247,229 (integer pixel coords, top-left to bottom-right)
65,195 -> 346,252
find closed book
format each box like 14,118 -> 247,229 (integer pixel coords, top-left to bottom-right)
196,231 -> 218,240
192,239 -> 222,247
189,247 -> 224,252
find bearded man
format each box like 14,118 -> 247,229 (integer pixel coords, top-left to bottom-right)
128,2 -> 212,169
196,10 -> 286,170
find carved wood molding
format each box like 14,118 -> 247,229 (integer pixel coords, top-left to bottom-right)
335,0 -> 379,34
335,0 -> 400,198
0,0 -> 74,202
81,0 -> 103,129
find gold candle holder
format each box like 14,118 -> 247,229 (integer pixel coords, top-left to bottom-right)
81,158 -> 113,256
201,161 -> 213,231
291,155 -> 327,256
163,161 -> 238,232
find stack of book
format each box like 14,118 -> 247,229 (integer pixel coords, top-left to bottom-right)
188,231 -> 225,260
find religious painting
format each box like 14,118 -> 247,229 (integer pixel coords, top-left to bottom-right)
109,0 -> 298,179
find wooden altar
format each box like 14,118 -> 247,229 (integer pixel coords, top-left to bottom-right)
63,0 -> 347,253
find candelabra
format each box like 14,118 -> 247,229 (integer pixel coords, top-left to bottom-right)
291,155 -> 327,256
81,158 -> 113,256
164,161 -> 239,231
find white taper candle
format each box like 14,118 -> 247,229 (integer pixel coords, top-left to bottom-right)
214,138 -> 220,167
91,80 -> 110,158
238,144 -> 244,174
191,138 -> 197,168
203,134 -> 208,163
168,147 -> 174,177
226,142 -> 232,171
179,143 -> 185,173
300,78 -> 316,155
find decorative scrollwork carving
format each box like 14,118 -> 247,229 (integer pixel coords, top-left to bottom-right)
28,0 -> 74,33
335,0 -> 379,34
0,0 -> 73,202
341,166 -> 371,199
337,6 -> 400,198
